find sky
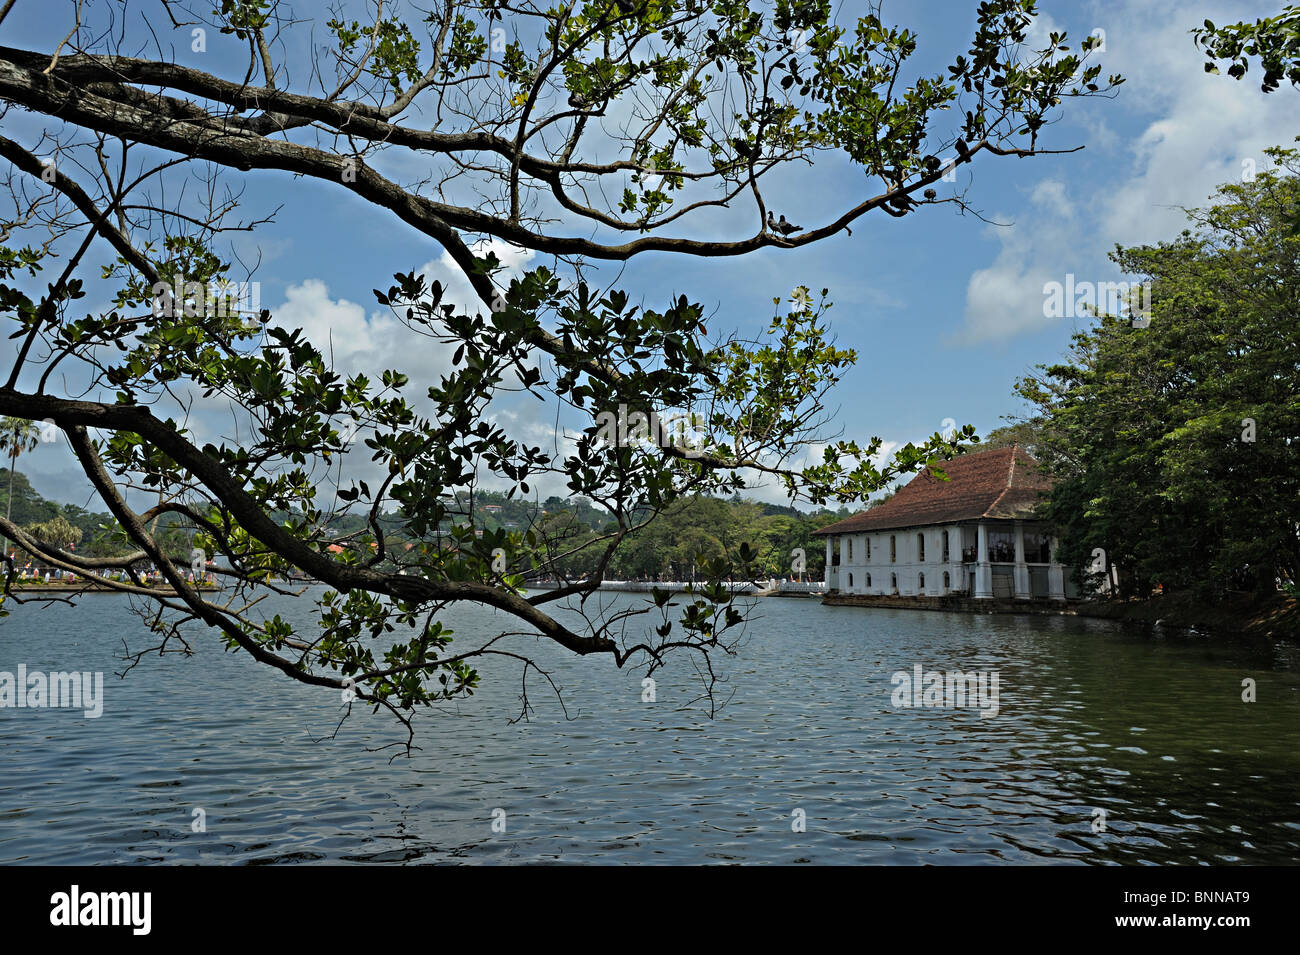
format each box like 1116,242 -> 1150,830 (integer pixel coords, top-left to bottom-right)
1,0 -> 1296,512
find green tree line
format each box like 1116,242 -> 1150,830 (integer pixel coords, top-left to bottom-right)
2,466 -> 849,580
1014,147 -> 1300,600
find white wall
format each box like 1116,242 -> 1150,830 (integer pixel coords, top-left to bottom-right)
833,525 -> 967,596
830,521 -> 1068,599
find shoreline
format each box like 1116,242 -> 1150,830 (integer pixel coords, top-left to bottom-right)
8,580 -> 1291,640
4,582 -> 221,594
821,590 -> 1297,640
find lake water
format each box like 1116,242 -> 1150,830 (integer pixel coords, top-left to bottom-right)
1,589 -> 1297,864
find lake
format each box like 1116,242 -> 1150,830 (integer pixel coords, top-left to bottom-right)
1,589 -> 1297,864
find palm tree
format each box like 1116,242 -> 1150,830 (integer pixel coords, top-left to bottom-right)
0,417 -> 40,559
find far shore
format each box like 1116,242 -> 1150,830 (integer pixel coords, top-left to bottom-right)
5,581 -> 221,594
5,580 -> 1291,641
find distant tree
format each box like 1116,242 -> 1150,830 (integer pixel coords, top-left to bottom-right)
538,509 -> 585,544
21,515 -> 83,553
58,503 -> 123,556
980,419 -> 1049,460
0,470 -> 58,528
0,418 -> 39,558
672,527 -> 727,581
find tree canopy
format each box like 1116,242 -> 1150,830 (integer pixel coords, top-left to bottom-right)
0,0 -> 1118,737
1016,148 -> 1300,598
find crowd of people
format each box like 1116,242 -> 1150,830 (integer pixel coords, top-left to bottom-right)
5,558 -> 215,587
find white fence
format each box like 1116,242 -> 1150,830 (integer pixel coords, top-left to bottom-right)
530,580 -> 826,595
776,581 -> 827,594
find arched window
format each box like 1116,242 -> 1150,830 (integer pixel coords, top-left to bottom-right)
918,572 -> 925,592
890,536 -> 896,562
943,571 -> 951,592
847,573 -> 854,588
847,537 -> 853,561
917,533 -> 925,561
866,574 -> 872,588
890,572 -> 898,593
942,530 -> 950,563
866,537 -> 871,561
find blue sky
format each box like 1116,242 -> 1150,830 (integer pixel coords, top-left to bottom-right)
2,0 -> 1296,509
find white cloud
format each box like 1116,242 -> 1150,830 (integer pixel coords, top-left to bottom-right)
1094,0 -> 1295,247
273,237 -> 536,383
261,241 -> 545,493
956,0 -> 1297,345
953,179 -> 1084,345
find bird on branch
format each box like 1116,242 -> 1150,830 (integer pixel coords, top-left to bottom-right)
955,139 -> 972,162
766,212 -> 802,236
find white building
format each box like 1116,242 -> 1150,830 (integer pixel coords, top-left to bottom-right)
814,445 -> 1077,600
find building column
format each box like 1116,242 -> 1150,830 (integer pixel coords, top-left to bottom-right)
1048,536 -> 1066,601
951,524 -> 962,595
975,522 -> 993,599
943,525 -> 955,595
1013,521 -> 1031,600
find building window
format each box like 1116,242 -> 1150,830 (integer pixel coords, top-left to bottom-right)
890,536 -> 896,562
942,530 -> 950,563
866,537 -> 871,561
847,537 -> 853,561
848,573 -> 853,588
866,574 -> 872,588
943,571 -> 951,591
890,572 -> 898,593
1024,532 -> 1051,563
918,572 -> 925,592
917,533 -> 925,562
832,537 -> 840,566
987,530 -> 1015,563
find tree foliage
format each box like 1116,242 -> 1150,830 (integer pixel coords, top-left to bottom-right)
0,469 -> 59,527
979,420 -> 1046,458
0,415 -> 39,555
21,514 -> 83,553
541,492 -> 839,580
1017,148 -> 1300,598
0,0 -> 1117,737
1194,6 -> 1300,92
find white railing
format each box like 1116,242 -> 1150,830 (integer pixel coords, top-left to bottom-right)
527,579 -> 826,595
572,580 -> 758,593
777,581 -> 827,593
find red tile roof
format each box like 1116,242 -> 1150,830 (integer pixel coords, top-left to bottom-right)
813,445 -> 1053,535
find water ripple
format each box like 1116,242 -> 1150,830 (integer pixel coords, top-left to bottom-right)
1,593 -> 1296,864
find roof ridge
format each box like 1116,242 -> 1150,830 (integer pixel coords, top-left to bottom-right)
982,445 -> 1016,517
